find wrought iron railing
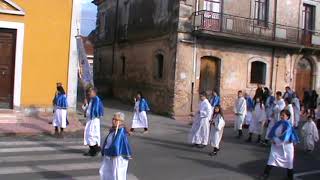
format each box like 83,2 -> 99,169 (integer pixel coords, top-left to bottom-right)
193,10 -> 320,47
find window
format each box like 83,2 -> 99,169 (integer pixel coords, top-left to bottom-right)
121,56 -> 126,75
204,0 -> 221,13
254,0 -> 269,26
250,61 -> 266,84
155,54 -> 164,79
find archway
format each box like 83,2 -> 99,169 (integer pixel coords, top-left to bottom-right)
295,57 -> 313,99
199,56 -> 221,96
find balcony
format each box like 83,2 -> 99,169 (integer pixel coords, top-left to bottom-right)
192,10 -> 320,49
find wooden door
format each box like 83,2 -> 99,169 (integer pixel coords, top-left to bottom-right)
295,58 -> 312,99
302,4 -> 315,46
199,57 -> 220,95
0,29 -> 16,109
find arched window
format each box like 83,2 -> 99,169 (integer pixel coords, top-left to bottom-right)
250,61 -> 266,84
154,54 -> 164,79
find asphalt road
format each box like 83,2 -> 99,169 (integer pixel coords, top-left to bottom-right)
0,99 -> 319,180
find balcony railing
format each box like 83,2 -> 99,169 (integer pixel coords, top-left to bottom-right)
193,10 -> 320,48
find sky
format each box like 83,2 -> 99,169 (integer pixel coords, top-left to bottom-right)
80,0 -> 97,36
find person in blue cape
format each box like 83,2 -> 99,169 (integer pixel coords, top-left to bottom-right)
83,87 -> 104,156
244,93 -> 254,128
52,85 -> 68,138
100,112 -> 132,180
130,91 -> 150,134
260,109 -> 299,180
210,91 -> 220,108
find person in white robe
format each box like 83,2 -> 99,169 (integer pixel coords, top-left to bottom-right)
189,92 -> 212,148
301,116 -> 319,152
100,112 -> 132,180
52,86 -> 68,138
247,97 -> 266,143
292,93 -> 301,128
131,92 -> 150,133
234,90 -> 247,138
260,109 -> 299,180
83,87 -> 104,156
264,91 -> 286,144
284,97 -> 295,126
209,105 -> 225,156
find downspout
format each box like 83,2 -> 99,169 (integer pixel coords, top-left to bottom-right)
191,0 -> 199,113
271,0 -> 278,91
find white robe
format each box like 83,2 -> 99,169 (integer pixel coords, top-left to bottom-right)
52,109 -> 67,128
189,99 -> 212,145
265,99 -> 286,140
100,132 -> 129,180
131,101 -> 148,129
267,124 -> 294,169
84,102 -> 101,146
250,103 -> 266,135
292,98 -> 300,127
209,114 -> 225,149
234,97 -> 247,130
301,120 -> 319,151
285,104 -> 295,126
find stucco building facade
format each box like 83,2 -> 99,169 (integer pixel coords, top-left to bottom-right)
0,0 -> 81,112
93,0 -> 320,117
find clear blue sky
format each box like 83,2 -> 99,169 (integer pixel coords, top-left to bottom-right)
81,0 -> 97,36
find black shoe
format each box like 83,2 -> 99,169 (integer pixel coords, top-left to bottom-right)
191,144 -> 198,147
209,151 -> 217,156
197,144 -> 206,148
83,151 -> 92,156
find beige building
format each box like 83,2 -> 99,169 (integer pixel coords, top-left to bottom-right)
93,0 -> 320,117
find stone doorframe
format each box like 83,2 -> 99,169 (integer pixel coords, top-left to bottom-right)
293,55 -> 319,91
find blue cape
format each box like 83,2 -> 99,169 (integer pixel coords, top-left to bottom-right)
139,98 -> 150,112
56,94 -> 68,109
246,97 -> 255,111
90,96 -> 104,119
102,127 -> 132,159
268,120 -> 299,144
210,96 -> 220,107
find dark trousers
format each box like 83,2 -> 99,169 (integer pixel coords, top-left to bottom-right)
89,144 -> 101,156
263,165 -> 294,180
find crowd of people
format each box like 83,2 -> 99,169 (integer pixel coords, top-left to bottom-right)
188,86 -> 320,180
51,84 -> 151,180
50,82 -> 320,180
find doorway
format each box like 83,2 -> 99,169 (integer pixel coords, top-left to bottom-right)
295,58 -> 313,99
302,4 -> 315,46
199,56 -> 221,96
0,28 -> 16,109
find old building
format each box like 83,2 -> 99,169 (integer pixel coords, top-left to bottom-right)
93,0 -> 320,117
0,0 -> 81,112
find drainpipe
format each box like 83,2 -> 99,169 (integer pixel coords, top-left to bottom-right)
274,56 -> 280,92
190,0 -> 200,113
272,0 -> 277,40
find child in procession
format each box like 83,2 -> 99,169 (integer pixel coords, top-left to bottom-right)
260,109 -> 299,180
234,90 -> 247,138
247,97 -> 266,143
301,116 -> 319,152
52,85 -> 68,138
209,105 -> 225,156
100,112 -> 132,180
83,87 -> 104,156
131,91 -> 150,134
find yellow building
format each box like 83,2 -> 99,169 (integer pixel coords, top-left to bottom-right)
0,0 -> 81,111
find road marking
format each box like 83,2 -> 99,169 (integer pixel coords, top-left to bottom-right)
0,162 -> 100,175
0,153 -> 89,163
294,170 -> 320,177
0,140 -> 81,147
0,145 -> 86,153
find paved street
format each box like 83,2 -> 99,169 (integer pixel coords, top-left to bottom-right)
0,99 -> 319,180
